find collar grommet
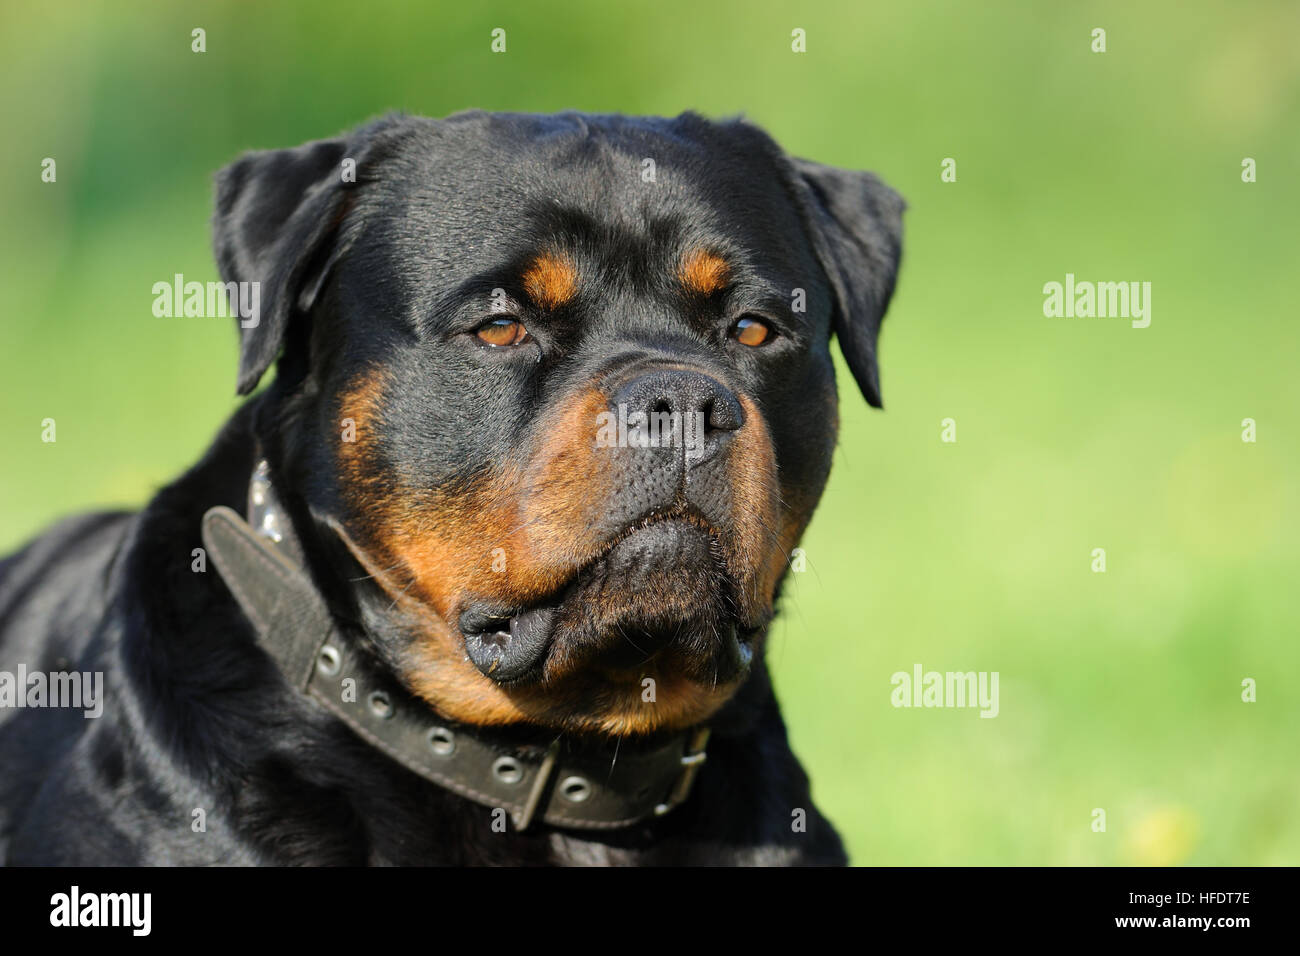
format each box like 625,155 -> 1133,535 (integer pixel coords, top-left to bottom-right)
492,756 -> 524,785
317,645 -> 341,677
368,690 -> 394,719
558,776 -> 592,803
428,726 -> 455,756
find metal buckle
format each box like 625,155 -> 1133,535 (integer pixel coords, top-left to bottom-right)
654,727 -> 711,816
511,739 -> 561,832
247,460 -> 285,543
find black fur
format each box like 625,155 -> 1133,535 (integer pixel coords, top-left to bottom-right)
0,111 -> 902,865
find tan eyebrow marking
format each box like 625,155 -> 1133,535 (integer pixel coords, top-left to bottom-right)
678,249 -> 731,295
521,252 -> 579,309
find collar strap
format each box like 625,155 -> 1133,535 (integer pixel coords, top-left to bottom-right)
200,466 -> 710,832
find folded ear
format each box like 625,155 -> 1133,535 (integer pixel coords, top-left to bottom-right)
213,116 -> 407,395
788,158 -> 904,408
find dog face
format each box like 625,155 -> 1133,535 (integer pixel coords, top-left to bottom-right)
213,111 -> 902,736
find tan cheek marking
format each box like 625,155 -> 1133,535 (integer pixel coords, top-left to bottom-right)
679,249 -> 730,295
522,251 -> 578,309
337,365 -> 390,512
389,387 -> 618,617
720,394 -> 784,611
338,376 -> 635,728
337,367 -> 510,621
338,373 -> 611,616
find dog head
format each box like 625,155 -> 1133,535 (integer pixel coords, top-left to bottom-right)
213,111 -> 903,736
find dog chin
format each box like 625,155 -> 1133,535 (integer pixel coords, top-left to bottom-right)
461,519 -> 759,688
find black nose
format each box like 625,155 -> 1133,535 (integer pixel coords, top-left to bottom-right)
610,368 -> 744,467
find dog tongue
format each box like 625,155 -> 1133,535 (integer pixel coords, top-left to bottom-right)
464,606 -> 556,683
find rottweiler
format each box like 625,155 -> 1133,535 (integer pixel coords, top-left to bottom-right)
0,111 -> 903,865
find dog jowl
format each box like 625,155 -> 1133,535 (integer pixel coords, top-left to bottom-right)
0,111 -> 903,865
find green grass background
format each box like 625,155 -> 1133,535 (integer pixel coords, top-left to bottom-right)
2,0 -> 1296,864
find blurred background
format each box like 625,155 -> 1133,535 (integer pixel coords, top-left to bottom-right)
2,0 -> 1296,864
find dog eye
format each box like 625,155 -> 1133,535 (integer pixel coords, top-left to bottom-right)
474,317 -> 530,347
730,316 -> 774,347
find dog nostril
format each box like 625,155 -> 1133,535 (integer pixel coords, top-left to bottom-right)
704,393 -> 743,433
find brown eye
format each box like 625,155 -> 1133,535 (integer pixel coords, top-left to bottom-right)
475,317 -> 529,347
731,316 -> 773,347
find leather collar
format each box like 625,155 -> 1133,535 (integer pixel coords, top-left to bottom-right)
200,462 -> 710,832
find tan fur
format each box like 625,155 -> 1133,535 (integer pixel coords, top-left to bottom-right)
678,249 -> 730,295
522,251 -> 579,309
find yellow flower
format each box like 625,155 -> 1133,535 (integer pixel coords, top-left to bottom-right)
1125,807 -> 1200,866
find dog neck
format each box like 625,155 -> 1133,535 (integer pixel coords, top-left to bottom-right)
200,460 -> 710,832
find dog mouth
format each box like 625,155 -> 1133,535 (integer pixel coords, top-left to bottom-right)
457,603 -> 562,683
456,513 -> 758,686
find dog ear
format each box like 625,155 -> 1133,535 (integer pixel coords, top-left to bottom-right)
213,117 -> 407,395
788,158 -> 904,408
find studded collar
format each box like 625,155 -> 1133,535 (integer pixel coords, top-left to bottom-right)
199,462 -> 710,831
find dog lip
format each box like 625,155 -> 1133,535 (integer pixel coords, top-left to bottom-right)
600,507 -> 718,553
461,604 -> 558,683
457,510 -> 731,685
457,604 -> 516,637
635,505 -> 714,531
